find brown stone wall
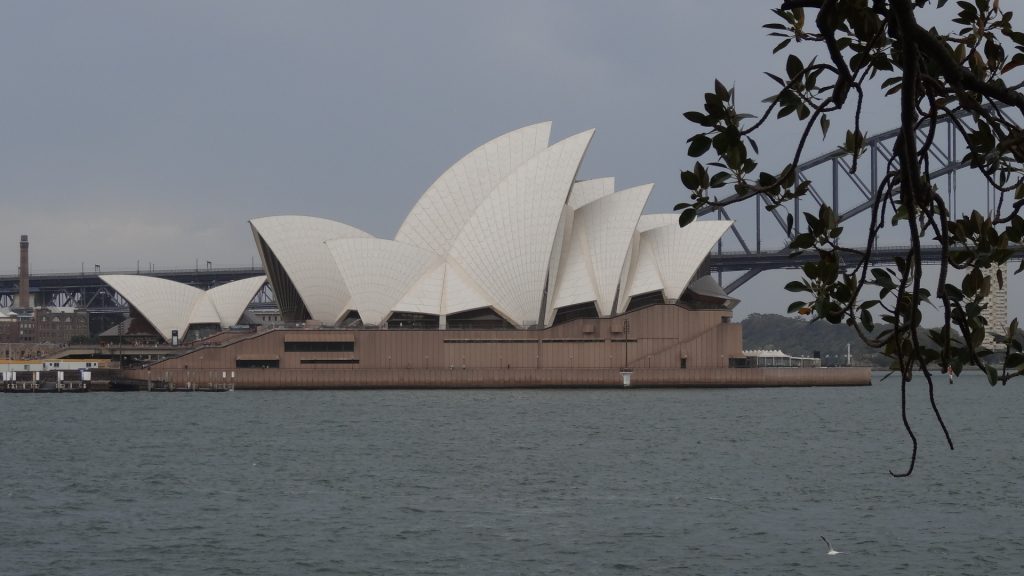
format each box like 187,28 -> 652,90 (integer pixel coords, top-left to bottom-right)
141,305 -> 744,373
120,304 -> 870,389
32,309 -> 90,344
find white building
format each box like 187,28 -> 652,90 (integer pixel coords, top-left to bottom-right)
104,123 -> 735,340
250,123 -> 734,330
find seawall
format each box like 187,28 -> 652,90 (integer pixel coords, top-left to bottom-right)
120,366 -> 871,389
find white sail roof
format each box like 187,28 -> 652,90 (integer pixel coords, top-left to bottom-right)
391,261 -> 446,316
250,215 -> 372,324
648,220 -> 731,299
101,275 -> 203,342
549,184 -> 652,318
205,275 -> 268,328
619,238 -> 669,314
440,261 -> 494,316
547,214 -> 597,320
390,260 -> 494,318
246,123 -> 737,328
637,213 -> 679,233
543,204 -> 575,323
100,275 -> 266,341
567,177 -> 615,210
447,129 -> 594,326
188,295 -> 222,326
396,122 -> 552,256
615,213 -> 674,309
325,238 -> 442,326
617,220 -> 732,311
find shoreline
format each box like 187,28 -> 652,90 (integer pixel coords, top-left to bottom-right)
116,366 -> 872,390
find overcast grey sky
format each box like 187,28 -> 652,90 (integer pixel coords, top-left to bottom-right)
1,1 -> 1017,321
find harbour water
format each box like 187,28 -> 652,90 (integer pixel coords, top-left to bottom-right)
2,373 -> 1022,575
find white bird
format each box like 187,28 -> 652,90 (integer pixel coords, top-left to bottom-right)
821,536 -> 845,556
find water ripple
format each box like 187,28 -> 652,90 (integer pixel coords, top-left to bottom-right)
1,374 -> 1022,575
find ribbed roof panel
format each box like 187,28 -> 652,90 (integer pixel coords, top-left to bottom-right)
250,215 -> 371,324
205,276 -> 268,328
645,220 -> 732,300
326,238 -> 442,326
567,177 -> 615,210
396,122 -> 552,256
448,130 -> 594,326
100,275 -> 205,341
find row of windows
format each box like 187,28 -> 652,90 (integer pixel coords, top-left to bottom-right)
283,341 -> 355,352
234,358 -> 361,368
236,359 -> 279,368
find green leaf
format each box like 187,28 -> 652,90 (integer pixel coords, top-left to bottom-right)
683,111 -> 709,125
786,54 -> 802,79
710,171 -> 730,188
985,364 -> 998,386
784,280 -> 807,293
1003,52 -> 1024,73
680,170 -> 699,191
789,233 -> 814,250
714,79 -> 729,100
687,135 -> 712,157
678,207 -> 697,228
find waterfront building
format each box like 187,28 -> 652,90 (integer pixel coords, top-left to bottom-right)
0,307 -> 89,345
247,123 -> 733,330
107,123 -> 869,387
0,236 -> 91,347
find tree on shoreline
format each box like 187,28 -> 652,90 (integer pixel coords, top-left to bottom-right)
676,0 -> 1024,476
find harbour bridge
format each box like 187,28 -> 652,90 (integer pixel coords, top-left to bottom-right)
0,110 -> 1012,311
699,106 -> 1016,293
0,266 -> 274,311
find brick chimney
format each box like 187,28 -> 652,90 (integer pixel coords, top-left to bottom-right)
18,235 -> 29,309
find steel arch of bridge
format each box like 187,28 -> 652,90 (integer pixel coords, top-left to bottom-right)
0,267 -> 274,312
701,108 -> 997,293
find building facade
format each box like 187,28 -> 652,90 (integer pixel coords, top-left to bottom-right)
108,122 -> 872,387
0,307 -> 89,345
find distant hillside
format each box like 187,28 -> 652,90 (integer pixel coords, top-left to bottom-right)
740,313 -> 882,366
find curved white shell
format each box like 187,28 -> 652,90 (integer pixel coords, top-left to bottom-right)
100,274 -> 267,341
396,122 -> 552,256
550,184 -> 652,318
325,238 -> 442,326
567,177 -> 615,210
205,275 -> 268,327
245,125 -> 736,328
617,220 -> 732,312
447,130 -> 594,326
250,215 -> 372,324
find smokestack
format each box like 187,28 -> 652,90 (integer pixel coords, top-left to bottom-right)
18,235 -> 29,309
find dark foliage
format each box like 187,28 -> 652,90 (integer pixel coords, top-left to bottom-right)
677,0 -> 1024,475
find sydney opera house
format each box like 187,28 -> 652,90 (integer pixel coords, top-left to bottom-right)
111,123 -> 868,388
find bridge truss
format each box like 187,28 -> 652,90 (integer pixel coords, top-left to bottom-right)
0,267 -> 274,312
699,108 -> 1003,293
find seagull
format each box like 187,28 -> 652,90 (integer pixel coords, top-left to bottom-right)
821,536 -> 845,555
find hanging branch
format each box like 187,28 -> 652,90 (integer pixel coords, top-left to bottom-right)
678,0 -> 1024,475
